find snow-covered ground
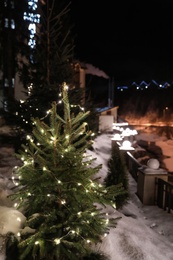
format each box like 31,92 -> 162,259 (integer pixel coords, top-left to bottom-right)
0,126 -> 173,259
90,133 -> 173,260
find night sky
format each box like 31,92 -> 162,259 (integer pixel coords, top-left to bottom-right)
71,0 -> 173,85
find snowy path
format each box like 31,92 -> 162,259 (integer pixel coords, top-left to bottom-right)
90,134 -> 173,260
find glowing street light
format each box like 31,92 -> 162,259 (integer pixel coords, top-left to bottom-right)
119,140 -> 135,151
112,133 -> 123,141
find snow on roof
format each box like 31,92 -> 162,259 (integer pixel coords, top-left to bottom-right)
85,63 -> 109,79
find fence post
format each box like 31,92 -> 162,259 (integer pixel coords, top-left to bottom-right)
156,178 -> 165,208
136,159 -> 168,205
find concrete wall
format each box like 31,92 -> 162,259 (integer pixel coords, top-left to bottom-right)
137,169 -> 168,205
99,115 -> 114,132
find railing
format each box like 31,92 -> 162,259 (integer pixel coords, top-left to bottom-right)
126,151 -> 141,182
156,178 -> 173,213
125,151 -> 173,213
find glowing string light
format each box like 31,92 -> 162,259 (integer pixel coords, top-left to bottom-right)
54,238 -> 60,244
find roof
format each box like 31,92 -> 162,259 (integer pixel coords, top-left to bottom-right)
97,106 -> 119,113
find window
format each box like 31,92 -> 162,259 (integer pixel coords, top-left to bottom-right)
12,78 -> 14,87
11,19 -> 15,29
24,1 -> 40,50
5,18 -> 9,28
4,78 -> 9,87
10,1 -> 15,8
28,1 -> 37,11
4,0 -> 7,7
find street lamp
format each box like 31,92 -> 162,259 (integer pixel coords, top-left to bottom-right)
119,140 -> 135,151
111,133 -> 123,150
163,106 -> 169,119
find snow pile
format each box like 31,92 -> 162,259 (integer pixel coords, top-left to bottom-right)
0,206 -> 26,235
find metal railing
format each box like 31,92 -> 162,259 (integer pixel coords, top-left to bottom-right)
156,178 -> 173,213
125,151 -> 173,213
126,151 -> 141,181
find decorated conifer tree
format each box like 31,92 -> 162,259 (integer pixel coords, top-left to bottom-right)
8,84 -> 124,260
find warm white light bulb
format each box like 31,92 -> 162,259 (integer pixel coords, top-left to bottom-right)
54,238 -> 60,244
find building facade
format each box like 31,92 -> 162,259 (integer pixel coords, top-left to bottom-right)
0,0 -> 28,108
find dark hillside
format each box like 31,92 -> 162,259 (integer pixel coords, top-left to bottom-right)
115,88 -> 173,119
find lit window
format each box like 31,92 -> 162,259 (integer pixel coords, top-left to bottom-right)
24,1 -> 39,50
24,12 -> 40,23
11,19 -> 15,29
28,1 -> 37,11
4,0 -> 7,7
5,18 -> 9,28
28,23 -> 36,34
3,100 -> 8,112
12,78 -> 15,87
28,38 -> 36,48
10,1 -> 15,8
4,78 -> 9,87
